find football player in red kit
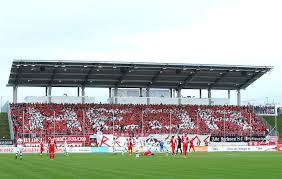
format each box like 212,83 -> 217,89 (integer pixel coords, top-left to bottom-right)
143,149 -> 154,156
170,136 -> 176,155
48,136 -> 57,160
189,137 -> 196,153
128,137 -> 133,155
40,140 -> 45,157
182,134 -> 189,158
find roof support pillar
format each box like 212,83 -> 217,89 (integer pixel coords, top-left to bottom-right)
208,88 -> 212,105
109,88 -> 112,98
13,86 -> 18,103
81,86 -> 85,104
77,87 -> 80,97
114,87 -> 118,104
199,89 -> 202,98
170,88 -> 173,98
177,89 -> 181,105
45,87 -> 48,96
139,88 -> 143,97
228,90 -> 231,100
237,89 -> 241,106
48,86 -> 52,103
146,88 -> 150,105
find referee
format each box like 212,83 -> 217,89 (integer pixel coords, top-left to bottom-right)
176,135 -> 182,155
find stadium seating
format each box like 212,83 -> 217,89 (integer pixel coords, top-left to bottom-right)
10,103 -> 267,137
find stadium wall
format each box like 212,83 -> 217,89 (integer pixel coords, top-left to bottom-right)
24,96 -> 95,104
108,97 -> 229,105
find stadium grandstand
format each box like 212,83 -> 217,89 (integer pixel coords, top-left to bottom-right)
5,60 -> 278,144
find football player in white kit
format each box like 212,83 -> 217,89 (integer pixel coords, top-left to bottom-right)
63,138 -> 69,156
122,138 -> 128,156
164,136 -> 170,156
16,137 -> 23,160
112,136 -> 116,154
135,136 -> 142,158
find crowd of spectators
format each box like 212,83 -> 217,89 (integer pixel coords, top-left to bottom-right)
10,103 -> 268,138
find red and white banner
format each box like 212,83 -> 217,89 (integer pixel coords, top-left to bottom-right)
45,135 -> 90,143
249,141 -> 277,146
97,134 -> 210,147
249,136 -> 278,146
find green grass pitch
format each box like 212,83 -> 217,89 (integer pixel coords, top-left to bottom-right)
0,152 -> 281,179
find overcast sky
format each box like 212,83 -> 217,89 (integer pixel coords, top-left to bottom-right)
0,0 -> 281,105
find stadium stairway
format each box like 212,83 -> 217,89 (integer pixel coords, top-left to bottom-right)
0,113 -> 10,139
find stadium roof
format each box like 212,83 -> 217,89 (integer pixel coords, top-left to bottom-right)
7,60 -> 273,90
